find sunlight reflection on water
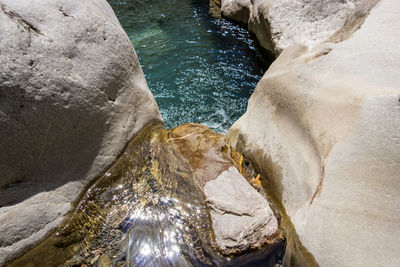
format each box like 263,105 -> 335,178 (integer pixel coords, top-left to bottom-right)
108,0 -> 271,133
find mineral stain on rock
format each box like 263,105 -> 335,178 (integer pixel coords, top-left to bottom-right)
7,123 -> 284,266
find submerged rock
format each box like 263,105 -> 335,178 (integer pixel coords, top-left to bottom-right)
0,0 -> 161,264
8,123 -> 283,266
205,167 -> 279,255
97,254 -> 112,267
227,0 -> 400,265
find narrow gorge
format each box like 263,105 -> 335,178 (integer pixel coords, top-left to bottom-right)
0,0 -> 399,267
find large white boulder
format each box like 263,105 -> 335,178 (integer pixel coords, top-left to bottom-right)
204,167 -> 278,255
228,0 -> 400,265
213,0 -> 376,55
0,0 -> 161,264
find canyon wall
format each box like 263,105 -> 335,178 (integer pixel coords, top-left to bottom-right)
224,0 -> 400,265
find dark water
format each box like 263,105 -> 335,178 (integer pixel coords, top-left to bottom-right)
108,0 -> 270,132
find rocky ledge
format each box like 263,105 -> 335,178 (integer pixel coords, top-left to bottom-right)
211,0 -> 379,56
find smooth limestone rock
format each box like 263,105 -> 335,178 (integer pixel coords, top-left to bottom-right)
227,0 -> 400,266
0,0 -> 161,264
204,166 -> 278,255
211,0 -> 375,55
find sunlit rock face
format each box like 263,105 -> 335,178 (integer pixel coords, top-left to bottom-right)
210,0 -> 376,55
0,0 -> 161,264
8,123 -> 283,266
227,0 -> 400,265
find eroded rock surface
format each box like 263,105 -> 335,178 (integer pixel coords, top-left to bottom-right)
0,0 -> 161,264
205,167 -> 278,255
228,0 -> 400,266
211,0 -> 377,55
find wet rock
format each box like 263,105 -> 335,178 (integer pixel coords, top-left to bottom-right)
97,254 -> 112,267
204,167 -> 279,255
8,123 -> 283,266
0,0 -> 161,264
167,124 -> 283,256
167,123 -> 233,186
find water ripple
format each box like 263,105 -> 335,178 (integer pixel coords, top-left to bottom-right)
109,0 -> 272,133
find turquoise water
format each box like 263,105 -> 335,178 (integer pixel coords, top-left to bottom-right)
108,0 -> 270,132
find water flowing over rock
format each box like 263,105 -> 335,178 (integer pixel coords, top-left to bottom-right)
8,123 -> 284,266
0,0 -> 161,264
211,0 -> 378,55
227,0 -> 400,265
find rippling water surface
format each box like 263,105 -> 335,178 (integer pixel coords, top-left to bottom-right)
108,0 -> 270,132
8,123 -> 284,267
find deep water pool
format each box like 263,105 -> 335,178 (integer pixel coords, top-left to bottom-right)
108,0 -> 271,132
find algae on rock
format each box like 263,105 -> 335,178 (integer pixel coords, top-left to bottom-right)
8,123 -> 284,266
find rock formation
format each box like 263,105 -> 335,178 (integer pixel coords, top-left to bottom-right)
0,0 -> 161,264
8,123 -> 283,266
211,0 -> 376,55
227,0 -> 400,265
205,167 -> 279,255
168,124 -> 281,256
